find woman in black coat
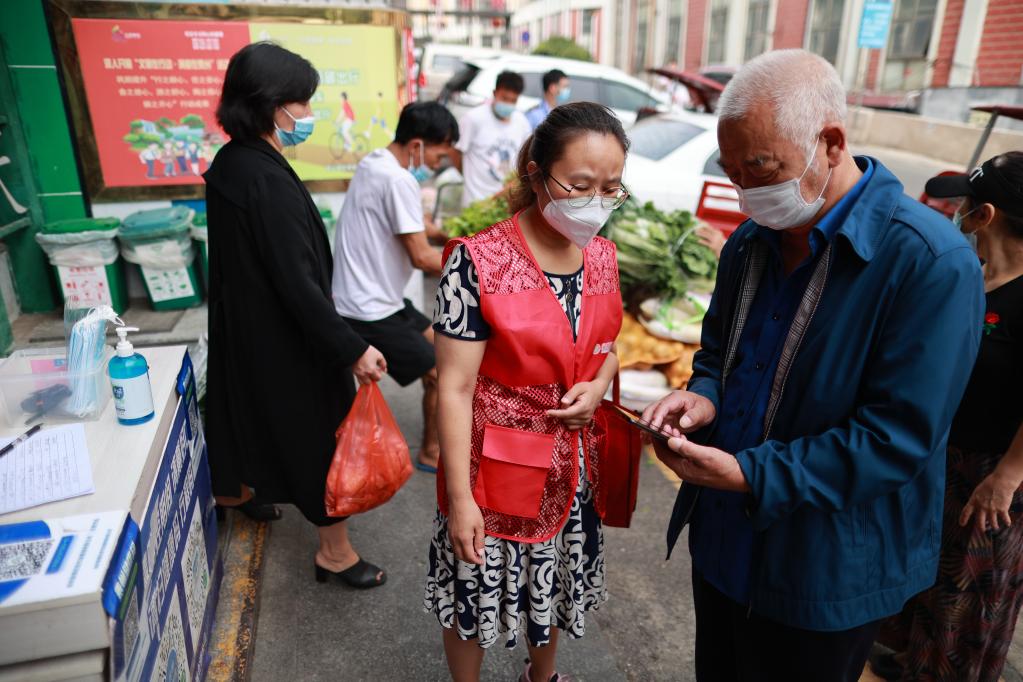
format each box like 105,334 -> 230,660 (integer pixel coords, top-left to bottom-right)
204,42 -> 388,587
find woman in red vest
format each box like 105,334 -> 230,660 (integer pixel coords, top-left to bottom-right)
424,102 -> 630,682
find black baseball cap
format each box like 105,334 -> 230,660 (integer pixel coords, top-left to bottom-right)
925,157 -> 1023,214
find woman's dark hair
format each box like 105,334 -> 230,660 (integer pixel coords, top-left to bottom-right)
216,42 -> 319,141
992,151 -> 1023,238
394,102 -> 460,146
495,70 -> 525,95
509,102 -> 630,213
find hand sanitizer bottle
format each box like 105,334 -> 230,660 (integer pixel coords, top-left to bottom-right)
108,327 -> 154,425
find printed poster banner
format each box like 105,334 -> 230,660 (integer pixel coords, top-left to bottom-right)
70,18 -> 401,189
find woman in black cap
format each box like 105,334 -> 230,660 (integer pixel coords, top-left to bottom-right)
877,151 -> 1023,681
204,42 -> 388,588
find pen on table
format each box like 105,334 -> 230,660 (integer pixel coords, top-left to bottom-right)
0,424 -> 42,458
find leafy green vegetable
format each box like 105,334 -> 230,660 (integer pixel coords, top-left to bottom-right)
605,199 -> 718,301
443,194 -> 510,238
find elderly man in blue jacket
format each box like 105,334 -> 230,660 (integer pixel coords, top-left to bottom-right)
643,49 -> 984,681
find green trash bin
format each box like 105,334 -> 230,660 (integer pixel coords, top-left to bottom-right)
191,212 -> 208,287
119,206 -> 202,311
36,217 -> 128,314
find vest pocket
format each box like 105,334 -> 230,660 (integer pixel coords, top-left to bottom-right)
473,424 -> 556,519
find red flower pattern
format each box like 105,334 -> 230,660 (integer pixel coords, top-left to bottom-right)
983,311 -> 1001,335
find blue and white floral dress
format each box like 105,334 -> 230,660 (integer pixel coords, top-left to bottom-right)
423,244 -> 607,649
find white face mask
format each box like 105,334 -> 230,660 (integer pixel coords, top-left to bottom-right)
735,145 -> 832,230
540,181 -> 615,249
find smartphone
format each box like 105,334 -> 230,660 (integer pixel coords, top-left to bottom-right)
607,403 -> 674,443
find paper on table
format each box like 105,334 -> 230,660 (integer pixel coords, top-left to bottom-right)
0,424 -> 94,515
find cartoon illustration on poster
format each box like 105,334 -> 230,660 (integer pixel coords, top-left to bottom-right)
71,18 -> 401,189
70,19 -> 250,188
155,588 -> 189,682
251,24 -> 400,178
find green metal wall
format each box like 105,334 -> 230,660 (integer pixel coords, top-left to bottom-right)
0,0 -> 84,318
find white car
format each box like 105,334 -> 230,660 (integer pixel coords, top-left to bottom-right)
419,44 -> 508,102
623,110 -> 730,213
441,54 -> 670,127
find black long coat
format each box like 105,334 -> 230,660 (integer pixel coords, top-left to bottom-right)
204,138 -> 368,526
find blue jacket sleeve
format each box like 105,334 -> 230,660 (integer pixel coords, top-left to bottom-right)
734,245 -> 984,530
686,230 -> 744,414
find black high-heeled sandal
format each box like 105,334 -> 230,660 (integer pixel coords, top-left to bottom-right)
314,559 -> 387,589
216,499 -> 283,523
236,499 -> 283,522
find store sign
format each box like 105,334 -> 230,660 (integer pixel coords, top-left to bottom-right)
857,0 -> 895,49
70,18 -> 401,187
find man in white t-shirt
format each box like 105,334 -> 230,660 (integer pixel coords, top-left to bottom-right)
332,102 -> 458,472
453,70 -> 532,207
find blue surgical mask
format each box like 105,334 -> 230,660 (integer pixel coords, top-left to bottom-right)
276,107 -> 315,146
953,205 -> 980,250
557,87 -> 571,104
409,142 -> 434,184
493,101 -> 516,120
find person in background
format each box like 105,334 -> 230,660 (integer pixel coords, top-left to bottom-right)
526,69 -> 570,130
452,70 -> 531,207
332,102 -> 459,473
425,102 -> 630,682
641,49 -> 984,681
204,42 -> 388,588
875,152 -> 1023,682
695,223 -> 727,259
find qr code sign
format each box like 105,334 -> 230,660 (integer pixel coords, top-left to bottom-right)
0,539 -> 53,581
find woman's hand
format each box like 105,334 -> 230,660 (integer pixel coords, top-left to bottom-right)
547,380 -> 608,431
353,345 -> 387,385
960,471 -> 1021,532
448,497 -> 485,565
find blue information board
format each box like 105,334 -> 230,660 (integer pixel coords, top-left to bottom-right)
858,0 -> 895,49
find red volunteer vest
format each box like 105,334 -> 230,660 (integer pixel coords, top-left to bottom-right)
437,214 -> 623,542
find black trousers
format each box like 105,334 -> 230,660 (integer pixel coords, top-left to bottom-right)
693,570 -> 880,682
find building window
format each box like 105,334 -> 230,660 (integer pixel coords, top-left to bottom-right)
808,0 -> 844,64
888,0 -> 937,59
706,0 -> 729,65
744,0 -> 772,60
664,0 -> 684,65
582,9 -> 594,35
634,0 -> 651,71
882,0 -> 938,90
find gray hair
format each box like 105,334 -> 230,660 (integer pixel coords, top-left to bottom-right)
718,49 -> 847,156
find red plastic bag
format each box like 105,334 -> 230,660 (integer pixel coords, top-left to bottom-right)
325,382 -> 413,517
